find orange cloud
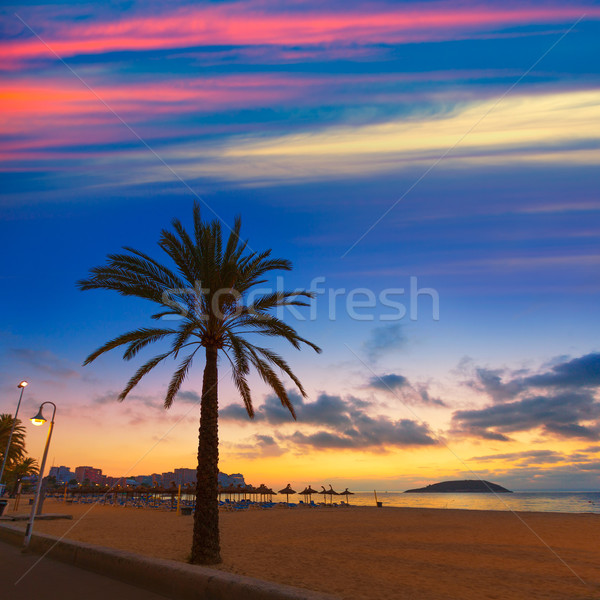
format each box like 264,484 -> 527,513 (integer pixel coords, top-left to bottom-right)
0,73 -> 309,158
0,74 -> 300,119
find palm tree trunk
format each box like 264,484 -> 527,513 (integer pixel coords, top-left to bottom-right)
191,344 -> 221,564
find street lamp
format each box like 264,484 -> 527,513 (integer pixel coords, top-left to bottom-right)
0,381 -> 29,486
23,401 -> 56,549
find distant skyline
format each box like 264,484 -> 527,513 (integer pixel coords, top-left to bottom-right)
1,0 -> 599,491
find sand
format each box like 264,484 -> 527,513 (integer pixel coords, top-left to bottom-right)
4,499 -> 600,600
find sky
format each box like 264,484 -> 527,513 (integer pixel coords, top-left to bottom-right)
1,0 -> 599,492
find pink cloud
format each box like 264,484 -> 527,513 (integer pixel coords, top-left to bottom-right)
1,74 -> 299,116
0,72 -> 328,156
0,73 -> 307,139
4,3 -> 598,66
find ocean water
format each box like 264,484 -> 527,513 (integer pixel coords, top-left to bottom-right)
344,491 -> 600,513
182,490 -> 600,513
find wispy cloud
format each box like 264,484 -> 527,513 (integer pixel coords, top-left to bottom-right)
362,324 -> 406,362
8,348 -> 80,379
366,373 -> 447,407
6,3 -> 597,67
452,353 -> 600,442
289,417 -> 436,449
472,449 -> 566,465
44,88 -> 595,189
226,434 -> 287,459
367,373 -> 408,391
185,89 -> 600,182
221,389 -> 437,450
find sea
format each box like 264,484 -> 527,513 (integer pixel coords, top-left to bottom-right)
179,490 -> 600,513
346,491 -> 600,513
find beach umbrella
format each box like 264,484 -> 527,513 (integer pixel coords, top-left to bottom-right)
299,485 -> 318,503
266,487 -> 277,502
254,483 -> 264,501
235,484 -> 247,501
340,488 -> 354,505
278,484 -> 297,504
222,484 -> 239,500
239,484 -> 254,501
255,484 -> 270,502
328,485 -> 340,504
246,484 -> 259,501
319,486 -> 330,505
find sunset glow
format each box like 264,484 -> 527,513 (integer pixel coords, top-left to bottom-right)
1,0 -> 599,493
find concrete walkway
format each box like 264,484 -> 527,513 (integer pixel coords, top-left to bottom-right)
0,540 -> 171,600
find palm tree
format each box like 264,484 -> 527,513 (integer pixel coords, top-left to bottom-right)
78,203 -> 321,564
0,414 -> 26,469
7,457 -> 38,496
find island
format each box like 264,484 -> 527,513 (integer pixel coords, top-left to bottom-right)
404,480 -> 513,493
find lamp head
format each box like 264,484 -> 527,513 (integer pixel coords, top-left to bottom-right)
30,407 -> 46,426
18,381 -> 28,388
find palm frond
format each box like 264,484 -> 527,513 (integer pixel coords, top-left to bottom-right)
224,334 -> 254,417
118,351 -> 172,401
248,344 -> 308,398
164,350 -> 198,408
223,215 -> 242,264
241,291 -> 313,316
234,313 -> 322,353
150,310 -> 183,320
243,345 -> 297,419
83,328 -> 176,365
77,263 -> 165,302
171,320 -> 203,358
121,247 -> 185,290
159,229 -> 197,283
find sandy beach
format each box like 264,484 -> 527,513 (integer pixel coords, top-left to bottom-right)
3,499 -> 599,599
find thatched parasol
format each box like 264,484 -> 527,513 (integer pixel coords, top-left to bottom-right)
278,484 -> 297,504
255,483 -> 271,502
340,487 -> 354,505
222,483 -> 243,500
328,485 -> 340,504
319,485 -> 330,505
240,484 -> 255,500
299,485 -> 318,504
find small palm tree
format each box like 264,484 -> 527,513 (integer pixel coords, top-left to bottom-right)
78,203 -> 321,564
0,414 -> 26,468
7,456 -> 38,495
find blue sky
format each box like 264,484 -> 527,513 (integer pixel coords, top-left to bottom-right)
1,0 -> 599,490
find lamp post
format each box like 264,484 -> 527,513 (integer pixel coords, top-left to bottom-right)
23,401 -> 56,549
0,381 -> 29,486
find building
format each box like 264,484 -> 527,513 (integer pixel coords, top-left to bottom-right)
74,466 -> 103,485
218,472 -> 245,487
48,466 -> 76,484
133,475 -> 153,486
52,465 -> 245,489
161,469 -> 244,488
174,468 -> 196,486
161,472 -> 176,487
104,476 -> 128,488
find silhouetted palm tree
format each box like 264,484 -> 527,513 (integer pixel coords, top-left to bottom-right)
0,414 -> 26,468
7,456 -> 38,495
78,203 -> 320,564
